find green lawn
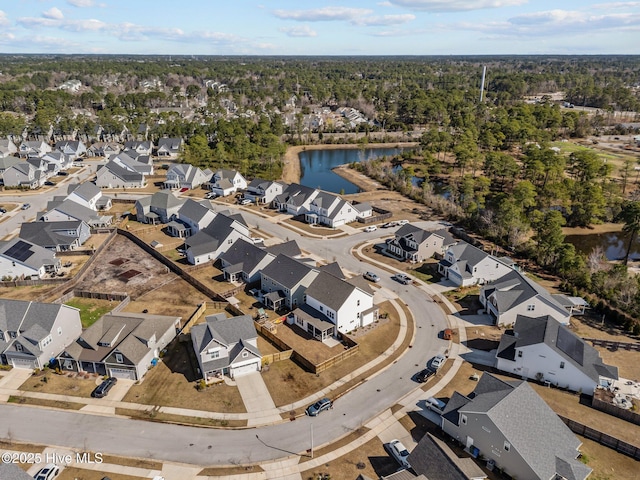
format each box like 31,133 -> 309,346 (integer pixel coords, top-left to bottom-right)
549,141 -> 635,162
411,261 -> 443,283
64,298 -> 115,328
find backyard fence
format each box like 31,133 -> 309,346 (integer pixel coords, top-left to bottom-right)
584,338 -> 640,351
591,394 -> 640,426
357,205 -> 393,224
0,278 -> 67,288
262,350 -> 293,365
52,289 -> 130,312
558,415 -> 640,460
179,302 -> 208,334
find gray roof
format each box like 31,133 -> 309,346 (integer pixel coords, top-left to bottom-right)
318,261 -> 345,279
157,137 -> 182,151
0,238 -> 58,270
67,182 -> 101,201
260,254 -> 316,289
275,183 -> 317,206
0,156 -> 19,170
219,239 -> 273,275
137,191 -> 184,210
353,201 -> 371,213
214,169 -> 240,180
19,220 -> 85,249
185,213 -> 242,257
191,313 -> 259,354
450,373 -> 590,480
447,242 -> 490,268
177,198 -> 213,224
305,271 -> 359,311
496,315 -> 619,382
483,270 -> 569,319
345,275 -> 375,295
0,299 -> 68,335
408,433 -> 486,480
100,159 -> 144,182
0,464 -> 34,480
46,198 -> 102,223
264,240 -> 301,257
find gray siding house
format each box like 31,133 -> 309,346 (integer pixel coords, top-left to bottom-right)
387,225 -> 456,263
260,254 -> 319,310
0,299 -> 82,369
19,220 -> 91,251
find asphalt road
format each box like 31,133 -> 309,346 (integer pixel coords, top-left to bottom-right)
0,197 -> 450,465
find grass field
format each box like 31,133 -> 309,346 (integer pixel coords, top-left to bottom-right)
64,297 -> 116,327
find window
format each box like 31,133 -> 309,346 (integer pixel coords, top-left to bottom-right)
461,414 -> 467,425
296,316 -> 304,327
560,361 -> 565,369
496,263 -> 499,268
517,350 -> 523,358
228,239 -> 233,244
357,300 -> 360,306
242,351 -> 249,358
319,305 -> 324,312
115,353 -> 123,364
16,343 -> 23,352
504,441 -> 511,452
527,304 -> 535,311
57,327 -> 62,336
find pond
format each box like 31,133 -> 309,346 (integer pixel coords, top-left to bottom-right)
298,147 -> 408,194
565,231 -> 640,261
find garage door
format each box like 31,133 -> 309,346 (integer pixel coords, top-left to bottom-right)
11,358 -> 36,369
109,368 -> 136,380
231,362 -> 259,378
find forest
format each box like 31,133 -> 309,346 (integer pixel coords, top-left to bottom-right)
1,54 -> 640,327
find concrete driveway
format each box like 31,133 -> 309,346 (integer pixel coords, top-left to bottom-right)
234,371 -> 281,426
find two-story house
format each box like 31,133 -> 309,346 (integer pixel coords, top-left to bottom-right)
156,137 -> 183,158
209,169 -> 248,196
439,242 -> 515,287
441,373 -> 592,480
184,212 -> 251,265
95,152 -> 153,189
167,198 -> 217,238
54,140 -> 87,160
290,271 -> 377,340
19,221 -> 91,252
86,142 -> 121,158
0,299 -> 82,369
219,239 -> 276,284
41,151 -> 73,172
66,183 -> 112,211
496,314 -> 618,392
387,225 -> 457,263
135,191 -> 184,224
260,254 -> 320,310
18,140 -> 51,158
0,238 -> 60,279
0,138 -> 17,158
58,312 -> 181,380
1,162 -> 44,189
190,313 -> 262,381
123,140 -> 154,156
304,191 -> 370,227
0,156 -> 20,177
273,183 -> 318,215
40,199 -> 113,227
480,269 -> 571,326
244,178 -> 287,205
163,163 -> 212,190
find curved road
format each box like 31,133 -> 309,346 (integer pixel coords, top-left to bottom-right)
0,203 -> 450,465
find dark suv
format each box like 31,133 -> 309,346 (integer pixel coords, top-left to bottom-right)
92,377 -> 117,398
306,397 -> 333,416
416,367 -> 436,383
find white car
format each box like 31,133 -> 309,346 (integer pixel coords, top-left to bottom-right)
364,225 -> 377,232
387,439 -> 411,469
34,464 -> 60,480
251,237 -> 264,245
364,271 -> 380,283
397,219 -> 409,226
239,198 -> 252,205
204,192 -> 218,199
431,354 -> 446,369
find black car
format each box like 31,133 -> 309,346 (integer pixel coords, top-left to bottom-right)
44,180 -> 57,186
92,377 -> 118,398
306,397 -> 333,416
416,367 -> 436,383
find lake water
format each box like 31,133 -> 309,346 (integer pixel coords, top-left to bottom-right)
565,231 -> 640,261
298,147 -> 407,194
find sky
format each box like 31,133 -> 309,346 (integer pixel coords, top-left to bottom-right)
1,1 -> 639,55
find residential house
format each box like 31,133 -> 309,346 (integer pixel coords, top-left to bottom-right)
219,239 -> 276,283
135,191 -> 184,224
1,162 -> 44,189
352,201 -> 373,218
58,312 -> 181,380
438,242 -> 515,287
264,240 -> 302,258
19,221 -> 91,252
18,140 -> 51,158
0,138 -> 17,158
496,314 -> 618,392
480,269 -> 571,326
260,254 -> 320,310
407,433 -> 487,480
274,183 -> 318,215
66,182 -> 112,211
168,199 -> 217,238
0,299 -> 81,369
290,270 -> 377,340
26,156 -> 55,179
441,373 -> 592,480
387,226 -> 456,263
95,153 -> 151,189
156,137 -> 183,158
191,313 -> 262,381
163,163 -> 212,190
41,151 -> 73,172
40,199 -> 112,227
0,238 -> 60,279
86,142 -> 121,158
305,191 -> 371,227
54,140 -> 87,160
124,140 -> 154,156
184,212 -> 251,265
209,169 -> 247,196
0,156 -> 20,177
244,178 -> 287,205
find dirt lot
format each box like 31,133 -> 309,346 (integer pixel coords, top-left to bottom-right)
19,370 -> 100,398
262,300 -> 403,408
122,338 -> 246,413
271,321 -> 353,365
465,325 -> 503,351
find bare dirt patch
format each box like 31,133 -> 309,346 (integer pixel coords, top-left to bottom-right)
465,325 -> 503,351
19,370 -> 99,398
0,285 -> 58,301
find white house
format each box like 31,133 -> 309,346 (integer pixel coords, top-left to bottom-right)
274,183 -> 318,215
54,140 -> 87,160
439,242 -> 515,287
1,162 -> 44,189
156,137 -> 183,158
40,199 -> 112,227
244,178 -> 287,205
0,238 -> 60,279
66,182 -> 112,211
41,151 -> 73,171
184,212 -> 251,265
163,163 -> 212,190
209,169 -> 247,196
168,199 -> 217,238
124,140 -> 154,156
481,270 -> 572,326
135,191 -> 184,224
304,191 -> 370,228
496,314 -> 618,392
0,139 -> 17,158
95,152 -> 152,189
18,140 -> 51,158
191,313 -> 262,381
260,254 -> 320,310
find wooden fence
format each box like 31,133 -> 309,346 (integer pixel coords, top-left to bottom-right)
584,338 -> 640,351
357,206 -> 393,224
52,289 -> 130,312
179,302 -> 208,334
112,198 -> 137,204
262,350 -> 293,365
558,415 -> 640,460
592,394 -> 640,425
0,278 -> 67,288
314,343 -> 360,373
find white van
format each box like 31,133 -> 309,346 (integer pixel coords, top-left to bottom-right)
426,397 -> 446,412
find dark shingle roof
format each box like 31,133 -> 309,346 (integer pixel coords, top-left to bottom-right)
264,240 -> 301,257
219,239 -> 273,274
305,271 -> 359,311
260,254 -> 315,289
19,221 -> 84,249
0,463 -> 35,480
408,433 -> 486,480
318,261 -> 345,279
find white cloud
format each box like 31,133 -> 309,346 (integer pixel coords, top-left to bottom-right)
377,1 -> 393,6
0,10 -> 9,26
43,8 -> 64,20
67,0 -> 96,7
354,14 -> 416,26
279,25 -> 317,37
273,7 -> 373,22
591,1 -> 640,8
388,0 -> 528,12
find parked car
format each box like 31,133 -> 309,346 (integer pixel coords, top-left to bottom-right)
430,354 -> 446,370
363,271 -> 380,283
426,396 -> 447,412
21,203 -> 31,210
305,397 -> 333,416
204,192 -> 218,199
392,273 -> 412,285
364,225 -> 377,232
239,198 -> 253,205
0,207 -> 6,213
387,439 -> 411,469
251,237 -> 264,245
34,464 -> 60,480
44,180 -> 57,186
415,367 -> 436,383
92,377 -> 118,398
397,219 -> 409,226
179,187 -> 189,192
57,171 -> 69,176
382,221 -> 397,228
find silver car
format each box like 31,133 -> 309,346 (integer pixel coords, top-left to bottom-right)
387,439 -> 411,469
